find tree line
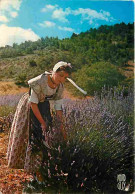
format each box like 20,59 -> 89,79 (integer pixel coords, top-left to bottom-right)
0,22 -> 133,95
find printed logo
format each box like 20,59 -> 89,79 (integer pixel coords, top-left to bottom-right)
117,174 -> 126,191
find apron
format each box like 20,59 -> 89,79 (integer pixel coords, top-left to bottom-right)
24,94 -> 54,173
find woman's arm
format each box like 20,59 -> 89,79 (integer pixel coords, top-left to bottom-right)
56,110 -> 67,140
30,102 -> 46,131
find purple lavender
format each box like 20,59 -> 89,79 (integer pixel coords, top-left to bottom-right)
0,87 -> 134,193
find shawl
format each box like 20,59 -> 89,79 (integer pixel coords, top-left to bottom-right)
28,72 -> 64,102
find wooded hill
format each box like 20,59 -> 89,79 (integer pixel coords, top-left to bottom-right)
0,22 -> 134,95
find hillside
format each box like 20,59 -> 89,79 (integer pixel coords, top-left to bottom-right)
0,22 -> 134,96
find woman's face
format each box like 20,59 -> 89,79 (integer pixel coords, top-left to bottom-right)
52,71 -> 69,85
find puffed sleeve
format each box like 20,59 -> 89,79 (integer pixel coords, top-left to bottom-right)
29,89 -> 39,104
54,99 -> 63,110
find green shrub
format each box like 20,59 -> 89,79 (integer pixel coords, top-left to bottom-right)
15,72 -> 27,86
29,60 -> 37,67
71,61 -> 126,95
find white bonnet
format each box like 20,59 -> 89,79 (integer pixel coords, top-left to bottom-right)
53,61 -> 72,72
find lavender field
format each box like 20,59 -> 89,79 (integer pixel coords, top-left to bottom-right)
0,87 -> 134,193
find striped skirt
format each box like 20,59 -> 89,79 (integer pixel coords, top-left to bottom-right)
7,92 -> 53,173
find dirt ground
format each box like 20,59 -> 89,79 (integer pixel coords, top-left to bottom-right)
0,83 -> 30,193
0,131 -> 32,194
0,82 -> 28,95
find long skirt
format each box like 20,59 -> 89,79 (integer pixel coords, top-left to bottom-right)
7,92 -> 53,173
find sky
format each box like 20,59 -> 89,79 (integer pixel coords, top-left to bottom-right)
0,0 -> 134,47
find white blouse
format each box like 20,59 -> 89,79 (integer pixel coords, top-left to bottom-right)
29,84 -> 63,110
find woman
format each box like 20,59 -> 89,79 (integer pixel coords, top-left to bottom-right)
7,61 -> 72,181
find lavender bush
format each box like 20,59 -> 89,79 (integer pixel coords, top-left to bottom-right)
0,93 -> 23,107
0,93 -> 24,131
0,88 -> 133,193
37,87 -> 133,193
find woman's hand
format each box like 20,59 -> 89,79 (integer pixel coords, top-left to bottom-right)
41,122 -> 47,135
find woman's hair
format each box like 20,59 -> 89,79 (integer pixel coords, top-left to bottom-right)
56,64 -> 72,75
